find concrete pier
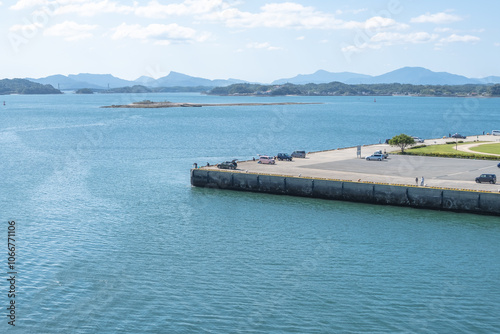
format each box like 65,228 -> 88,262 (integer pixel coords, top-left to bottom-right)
191,135 -> 500,216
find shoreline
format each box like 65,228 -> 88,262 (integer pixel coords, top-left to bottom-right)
205,93 -> 497,98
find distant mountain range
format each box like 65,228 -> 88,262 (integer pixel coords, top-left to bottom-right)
24,67 -> 500,91
272,67 -> 500,86
27,72 -> 246,90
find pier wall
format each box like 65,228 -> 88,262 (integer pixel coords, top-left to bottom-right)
191,169 -> 500,216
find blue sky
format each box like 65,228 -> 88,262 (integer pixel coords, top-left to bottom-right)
1,0 -> 500,82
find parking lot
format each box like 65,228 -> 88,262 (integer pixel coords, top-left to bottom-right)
203,135 -> 500,192
300,155 -> 499,189
304,155 -> 498,181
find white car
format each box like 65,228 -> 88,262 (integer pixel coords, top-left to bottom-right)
412,136 -> 424,143
258,155 -> 275,164
366,153 -> 384,161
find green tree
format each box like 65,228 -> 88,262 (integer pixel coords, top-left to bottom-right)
388,134 -> 415,153
490,84 -> 500,96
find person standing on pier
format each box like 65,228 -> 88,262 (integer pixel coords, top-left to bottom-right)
420,176 -> 425,186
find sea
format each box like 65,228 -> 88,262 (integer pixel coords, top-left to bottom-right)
1,92 -> 499,333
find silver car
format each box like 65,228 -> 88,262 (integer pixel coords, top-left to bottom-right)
291,150 -> 306,158
412,136 -> 424,143
365,153 -> 384,161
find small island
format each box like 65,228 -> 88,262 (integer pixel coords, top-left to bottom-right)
206,82 -> 500,97
101,100 -> 321,108
0,79 -> 62,95
75,88 -> 94,94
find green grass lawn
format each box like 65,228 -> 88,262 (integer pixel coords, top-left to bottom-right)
407,143 -> 469,155
469,143 -> 500,155
403,143 -> 500,160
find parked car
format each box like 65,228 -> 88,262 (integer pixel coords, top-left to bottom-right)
217,160 -> 237,169
291,150 -> 306,158
277,153 -> 293,161
498,162 -> 500,168
365,153 -> 385,161
374,150 -> 388,159
492,130 -> 500,136
475,174 -> 496,184
412,136 -> 424,143
258,155 -> 275,164
451,133 -> 466,139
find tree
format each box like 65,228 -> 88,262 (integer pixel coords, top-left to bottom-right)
490,84 -> 500,96
388,133 -> 415,153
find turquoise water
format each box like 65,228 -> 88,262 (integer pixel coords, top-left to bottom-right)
1,93 -> 499,333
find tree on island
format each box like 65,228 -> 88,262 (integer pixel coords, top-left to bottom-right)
388,134 -> 415,153
0,79 -> 62,95
490,84 -> 500,96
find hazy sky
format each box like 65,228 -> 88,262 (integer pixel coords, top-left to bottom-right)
2,0 -> 500,82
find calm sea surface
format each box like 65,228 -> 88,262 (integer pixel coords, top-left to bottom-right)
1,93 -> 499,333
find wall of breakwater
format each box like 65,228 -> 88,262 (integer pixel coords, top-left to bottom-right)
191,169 -> 500,216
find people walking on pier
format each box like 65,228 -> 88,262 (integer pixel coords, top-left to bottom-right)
415,177 -> 418,185
420,176 -> 425,186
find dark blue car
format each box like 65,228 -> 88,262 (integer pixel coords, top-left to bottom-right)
451,133 -> 466,139
277,153 -> 293,161
498,162 -> 500,168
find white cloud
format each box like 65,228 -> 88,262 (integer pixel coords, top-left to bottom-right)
53,0 -> 134,16
10,0 -> 134,16
434,27 -> 452,33
439,34 -> 480,43
135,0 -> 228,18
351,8 -> 368,15
411,12 -> 463,24
43,21 -> 97,41
111,23 -> 209,45
336,8 -> 368,15
296,36 -> 305,40
10,0 -> 230,18
10,0 -> 94,10
341,43 -> 381,54
495,42 -> 500,47
341,31 -> 438,54
341,16 -> 408,30
203,3 -> 408,31
10,0 -> 48,10
246,42 -> 282,50
9,22 -> 43,32
203,2 -> 343,29
371,32 -> 438,44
